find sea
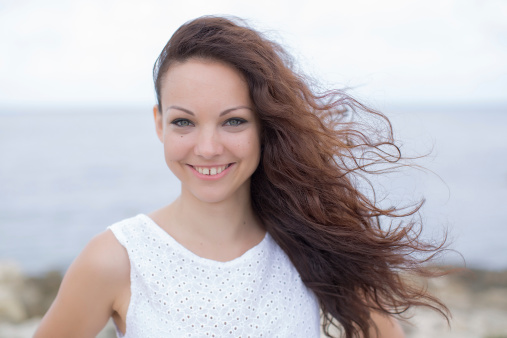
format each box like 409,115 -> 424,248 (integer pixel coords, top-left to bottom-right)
1,104 -> 506,275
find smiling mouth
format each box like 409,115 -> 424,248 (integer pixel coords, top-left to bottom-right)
191,164 -> 232,176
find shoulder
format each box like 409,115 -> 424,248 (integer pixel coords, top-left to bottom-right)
34,229 -> 130,337
51,229 -> 130,303
79,229 -> 130,281
59,228 -> 131,306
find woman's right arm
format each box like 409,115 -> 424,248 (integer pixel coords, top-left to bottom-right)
34,230 -> 130,338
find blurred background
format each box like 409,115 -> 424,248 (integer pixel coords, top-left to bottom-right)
0,0 -> 506,337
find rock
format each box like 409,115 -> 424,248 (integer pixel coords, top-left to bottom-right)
0,261 -> 28,323
0,261 -> 24,285
21,270 -> 62,318
402,268 -> 507,338
0,261 -> 62,323
0,317 -> 41,338
0,288 -> 27,323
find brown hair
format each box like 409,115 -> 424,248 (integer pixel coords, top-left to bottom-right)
153,16 -> 449,338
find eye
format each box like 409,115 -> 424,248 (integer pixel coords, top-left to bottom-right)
171,118 -> 193,127
224,118 -> 246,127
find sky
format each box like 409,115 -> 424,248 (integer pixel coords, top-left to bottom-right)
0,0 -> 506,107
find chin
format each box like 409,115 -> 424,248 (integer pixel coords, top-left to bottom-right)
185,183 -> 251,205
191,192 -> 234,204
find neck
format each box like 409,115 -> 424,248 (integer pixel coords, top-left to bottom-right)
166,187 -> 262,245
149,184 -> 265,261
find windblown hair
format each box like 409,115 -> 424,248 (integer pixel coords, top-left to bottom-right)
153,16 -> 449,338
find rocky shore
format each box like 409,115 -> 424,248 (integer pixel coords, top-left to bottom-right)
0,261 -> 116,338
400,268 -> 507,338
1,260 -> 506,338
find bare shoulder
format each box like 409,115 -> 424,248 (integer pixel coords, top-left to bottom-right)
62,229 -> 130,289
34,230 -> 130,337
80,229 -> 130,278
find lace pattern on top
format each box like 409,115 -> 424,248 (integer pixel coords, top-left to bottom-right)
108,214 -> 321,337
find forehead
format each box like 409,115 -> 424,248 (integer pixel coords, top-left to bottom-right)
160,59 -> 250,108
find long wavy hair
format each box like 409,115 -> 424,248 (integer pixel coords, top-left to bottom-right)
153,16 -> 450,338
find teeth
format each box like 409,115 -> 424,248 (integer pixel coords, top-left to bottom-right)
194,165 -> 228,176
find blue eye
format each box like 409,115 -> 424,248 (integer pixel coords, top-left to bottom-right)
224,118 -> 246,126
171,119 -> 193,127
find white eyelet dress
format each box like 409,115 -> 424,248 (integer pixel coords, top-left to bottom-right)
108,214 -> 321,338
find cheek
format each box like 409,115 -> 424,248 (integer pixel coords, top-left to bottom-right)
225,132 -> 259,154
237,133 -> 261,160
163,134 -> 193,162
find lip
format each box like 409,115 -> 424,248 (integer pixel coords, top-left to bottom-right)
187,163 -> 235,180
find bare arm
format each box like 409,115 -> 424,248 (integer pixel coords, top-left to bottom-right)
34,230 -> 130,338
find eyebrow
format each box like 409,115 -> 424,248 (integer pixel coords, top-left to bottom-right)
166,105 -> 253,116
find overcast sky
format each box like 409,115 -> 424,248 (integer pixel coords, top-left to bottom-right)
0,0 -> 506,107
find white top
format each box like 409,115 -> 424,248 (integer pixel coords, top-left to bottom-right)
108,214 -> 321,338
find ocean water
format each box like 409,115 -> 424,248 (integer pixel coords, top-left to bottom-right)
0,105 -> 506,274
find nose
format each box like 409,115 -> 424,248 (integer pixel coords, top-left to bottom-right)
194,127 -> 224,159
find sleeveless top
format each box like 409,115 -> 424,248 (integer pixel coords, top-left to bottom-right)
108,214 -> 321,337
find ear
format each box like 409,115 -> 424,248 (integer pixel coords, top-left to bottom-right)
153,104 -> 163,142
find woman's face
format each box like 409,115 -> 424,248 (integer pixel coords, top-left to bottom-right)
154,59 -> 261,204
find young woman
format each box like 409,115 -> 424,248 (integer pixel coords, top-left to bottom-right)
35,16 -> 448,338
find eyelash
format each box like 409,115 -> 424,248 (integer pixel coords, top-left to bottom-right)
170,118 -> 247,127
171,118 -> 193,127
224,118 -> 247,126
